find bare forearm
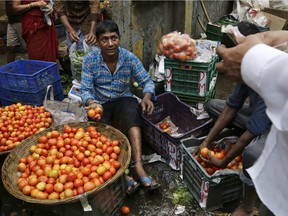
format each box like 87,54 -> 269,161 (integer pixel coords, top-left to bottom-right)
205,105 -> 237,143
222,130 -> 254,165
12,0 -> 47,13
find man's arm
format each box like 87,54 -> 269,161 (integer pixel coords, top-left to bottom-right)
12,0 -> 47,13
206,130 -> 255,168
193,105 -> 238,155
53,0 -> 80,43
85,0 -> 101,45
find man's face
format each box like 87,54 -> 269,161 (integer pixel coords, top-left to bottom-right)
97,31 -> 120,57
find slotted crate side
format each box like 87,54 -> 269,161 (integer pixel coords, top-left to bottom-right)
180,134 -> 243,211
165,54 -> 218,96
59,174 -> 126,216
0,79 -> 64,106
0,60 -> 60,93
142,92 -> 213,170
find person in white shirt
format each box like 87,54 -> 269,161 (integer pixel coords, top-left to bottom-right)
216,30 -> 288,216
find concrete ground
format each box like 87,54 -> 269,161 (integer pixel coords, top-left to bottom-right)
0,50 -> 255,216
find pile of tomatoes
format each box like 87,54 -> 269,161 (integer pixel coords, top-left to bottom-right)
0,103 -> 53,153
194,147 -> 243,176
16,125 -> 122,200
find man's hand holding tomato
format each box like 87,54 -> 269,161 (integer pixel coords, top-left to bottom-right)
85,102 -> 103,121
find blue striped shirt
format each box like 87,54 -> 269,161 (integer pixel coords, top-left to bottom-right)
80,47 -> 155,105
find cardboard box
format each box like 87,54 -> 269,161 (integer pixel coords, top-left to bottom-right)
263,8 -> 288,30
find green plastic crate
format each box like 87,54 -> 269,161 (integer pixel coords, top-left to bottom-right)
176,87 -> 216,109
180,134 -> 243,211
206,18 -> 238,42
164,54 -> 218,97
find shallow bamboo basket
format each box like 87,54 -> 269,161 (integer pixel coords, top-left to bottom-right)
1,121 -> 131,205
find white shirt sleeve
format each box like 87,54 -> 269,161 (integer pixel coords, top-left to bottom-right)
241,44 -> 288,131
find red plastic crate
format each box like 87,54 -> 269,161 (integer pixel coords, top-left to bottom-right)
142,92 -> 213,170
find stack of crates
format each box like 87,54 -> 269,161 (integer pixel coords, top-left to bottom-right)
0,60 -> 64,106
164,52 -> 218,110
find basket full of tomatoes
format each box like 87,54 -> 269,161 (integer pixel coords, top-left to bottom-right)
1,121 -> 131,205
0,103 -> 53,156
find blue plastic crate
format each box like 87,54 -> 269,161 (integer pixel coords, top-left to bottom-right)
0,60 -> 61,92
0,79 -> 64,106
0,60 -> 64,106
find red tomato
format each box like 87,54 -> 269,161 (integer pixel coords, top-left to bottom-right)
121,206 -> 131,215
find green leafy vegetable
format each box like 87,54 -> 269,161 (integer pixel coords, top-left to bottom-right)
172,186 -> 193,205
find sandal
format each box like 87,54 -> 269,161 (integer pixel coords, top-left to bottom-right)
126,179 -> 140,196
139,176 -> 160,191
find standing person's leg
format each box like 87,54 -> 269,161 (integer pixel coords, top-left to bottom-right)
6,22 -> 27,63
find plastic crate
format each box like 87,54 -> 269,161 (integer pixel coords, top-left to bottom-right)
0,80 -> 63,106
0,60 -> 64,106
164,54 -> 218,97
176,87 -> 216,110
142,92 -> 213,170
61,174 -> 126,216
180,134 -> 243,212
55,24 -> 66,38
206,18 -> 238,42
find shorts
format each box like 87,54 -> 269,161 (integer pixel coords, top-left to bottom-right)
6,22 -> 27,50
100,97 -> 143,135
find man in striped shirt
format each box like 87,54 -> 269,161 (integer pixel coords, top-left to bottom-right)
81,20 -> 160,193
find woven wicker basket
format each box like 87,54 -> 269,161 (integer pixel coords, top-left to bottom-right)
1,121 -> 131,205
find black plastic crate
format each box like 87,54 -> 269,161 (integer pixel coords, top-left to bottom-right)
61,174 -> 126,216
142,92 -> 213,170
180,134 -> 243,211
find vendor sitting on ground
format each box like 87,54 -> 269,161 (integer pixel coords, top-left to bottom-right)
80,19 -> 160,195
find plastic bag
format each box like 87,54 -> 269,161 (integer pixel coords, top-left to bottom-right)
69,40 -> 97,82
157,31 -> 197,61
43,85 -> 87,125
148,55 -> 165,82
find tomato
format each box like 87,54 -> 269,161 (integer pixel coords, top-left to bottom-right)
83,181 -> 96,192
121,206 -> 131,215
74,179 -> 84,188
87,109 -> 96,118
22,185 -> 32,195
54,182 -> 64,193
200,147 -> 209,158
102,171 -> 112,181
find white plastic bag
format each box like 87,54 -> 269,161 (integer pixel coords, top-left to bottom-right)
69,40 -> 97,82
43,85 -> 87,125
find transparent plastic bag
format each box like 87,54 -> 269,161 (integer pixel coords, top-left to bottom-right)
69,40 -> 97,82
43,85 -> 87,125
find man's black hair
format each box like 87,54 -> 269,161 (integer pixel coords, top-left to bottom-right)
96,20 -> 120,38
221,21 -> 260,48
